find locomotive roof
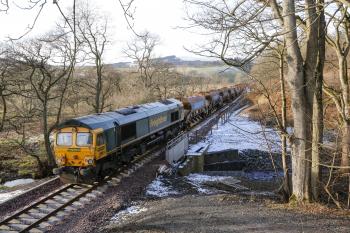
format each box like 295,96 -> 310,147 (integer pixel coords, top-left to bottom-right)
57,98 -> 183,130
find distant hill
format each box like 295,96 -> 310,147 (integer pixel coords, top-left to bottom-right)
110,55 -> 223,68
154,55 -> 223,67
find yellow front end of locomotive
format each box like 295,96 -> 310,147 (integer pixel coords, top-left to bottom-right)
53,127 -> 107,167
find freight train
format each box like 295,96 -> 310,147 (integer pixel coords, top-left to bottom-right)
52,86 -> 243,183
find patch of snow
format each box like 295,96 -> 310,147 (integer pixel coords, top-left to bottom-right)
3,178 -> 34,187
0,189 -> 25,203
145,177 -> 179,197
186,173 -> 228,183
185,174 -> 232,194
190,111 -> 282,153
111,205 -> 148,223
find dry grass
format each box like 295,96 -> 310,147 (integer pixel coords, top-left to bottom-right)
268,201 -> 350,217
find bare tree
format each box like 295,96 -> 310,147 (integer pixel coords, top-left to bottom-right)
150,62 -> 182,100
185,0 -> 324,202
0,46 -> 18,131
76,2 -> 109,113
124,32 -> 160,89
9,32 -> 75,167
323,3 -> 350,173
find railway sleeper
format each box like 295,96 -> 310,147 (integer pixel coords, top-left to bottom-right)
71,201 -> 85,208
45,199 -> 63,206
59,192 -> 77,198
7,223 -> 28,231
27,210 -> 47,218
63,206 -> 77,213
47,216 -> 61,225
52,198 -> 70,205
107,181 -> 119,187
37,222 -> 51,230
76,197 -> 91,203
0,224 -> 14,231
29,228 -> 44,233
91,189 -> 104,196
66,188 -> 85,194
18,217 -> 37,225
55,211 -> 69,219
44,202 -> 62,209
111,177 -> 121,182
17,213 -> 34,220
36,205 -> 56,213
85,193 -> 98,199
8,219 -> 21,225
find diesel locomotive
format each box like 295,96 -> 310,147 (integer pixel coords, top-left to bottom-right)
52,86 -> 243,183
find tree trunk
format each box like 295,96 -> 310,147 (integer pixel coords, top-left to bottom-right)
341,122 -> 350,173
95,58 -> 103,113
311,0 -> 325,200
311,84 -> 323,200
31,154 -> 45,177
339,56 -> 350,172
0,90 -> 6,132
43,100 -> 55,168
279,52 -> 291,198
290,82 -> 310,201
283,0 -> 313,201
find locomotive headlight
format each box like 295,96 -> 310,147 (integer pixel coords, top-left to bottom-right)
85,157 -> 95,165
56,155 -> 66,165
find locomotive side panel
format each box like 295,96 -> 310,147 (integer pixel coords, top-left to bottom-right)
136,118 -> 149,138
104,127 -> 117,152
149,113 -> 169,132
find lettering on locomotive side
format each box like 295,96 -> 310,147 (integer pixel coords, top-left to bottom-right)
150,114 -> 167,128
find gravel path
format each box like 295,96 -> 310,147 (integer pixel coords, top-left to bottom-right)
104,194 -> 350,233
47,155 -> 167,233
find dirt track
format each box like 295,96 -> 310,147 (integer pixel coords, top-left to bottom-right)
104,194 -> 350,233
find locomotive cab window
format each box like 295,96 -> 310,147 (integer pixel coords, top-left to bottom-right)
77,133 -> 92,146
96,134 -> 105,146
57,132 -> 72,146
171,111 -> 179,122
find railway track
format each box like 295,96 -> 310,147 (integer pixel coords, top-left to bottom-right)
0,149 -> 161,233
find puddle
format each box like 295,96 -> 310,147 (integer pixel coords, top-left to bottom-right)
3,178 -> 34,187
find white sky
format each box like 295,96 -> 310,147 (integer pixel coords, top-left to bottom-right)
0,0 -> 209,63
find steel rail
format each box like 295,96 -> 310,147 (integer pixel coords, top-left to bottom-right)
18,184 -> 97,233
0,176 -> 61,209
0,183 -> 75,226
